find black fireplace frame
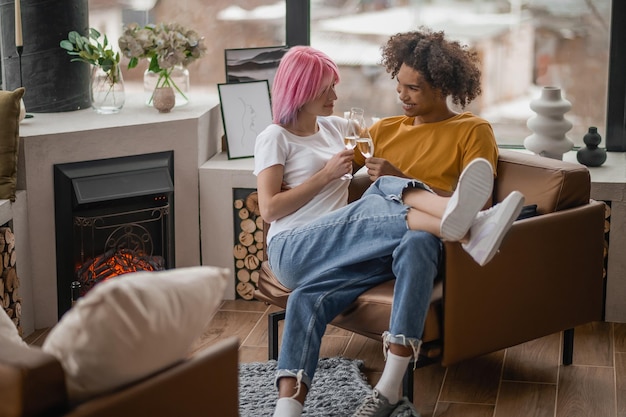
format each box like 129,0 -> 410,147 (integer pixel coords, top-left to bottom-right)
53,151 -> 175,318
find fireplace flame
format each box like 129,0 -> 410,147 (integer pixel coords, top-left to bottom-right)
76,248 -> 165,296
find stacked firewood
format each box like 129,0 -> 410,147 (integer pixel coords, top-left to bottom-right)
0,227 -> 21,335
232,191 -> 264,300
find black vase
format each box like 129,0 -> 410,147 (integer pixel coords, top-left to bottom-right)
577,127 -> 607,167
0,0 -> 90,112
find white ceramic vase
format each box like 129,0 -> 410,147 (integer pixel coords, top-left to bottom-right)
523,86 -> 574,160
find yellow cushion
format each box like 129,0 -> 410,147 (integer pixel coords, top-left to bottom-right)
0,88 -> 25,202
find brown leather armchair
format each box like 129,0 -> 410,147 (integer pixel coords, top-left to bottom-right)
0,337 -> 239,417
254,149 -> 606,399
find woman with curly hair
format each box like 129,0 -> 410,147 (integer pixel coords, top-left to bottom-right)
353,28 -> 489,189
255,34 -> 524,417
348,28 -> 523,417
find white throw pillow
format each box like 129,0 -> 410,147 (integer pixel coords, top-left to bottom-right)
42,266 -> 229,403
0,308 -> 29,350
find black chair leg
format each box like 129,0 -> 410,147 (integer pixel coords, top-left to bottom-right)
562,328 -> 574,365
269,310 -> 286,360
402,362 -> 414,402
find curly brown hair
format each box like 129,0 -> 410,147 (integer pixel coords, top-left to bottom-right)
380,28 -> 482,108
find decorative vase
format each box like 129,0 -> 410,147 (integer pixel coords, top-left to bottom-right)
143,65 -> 190,107
577,126 -> 607,167
523,86 -> 574,160
152,87 -> 176,113
89,65 -> 125,114
18,99 -> 26,122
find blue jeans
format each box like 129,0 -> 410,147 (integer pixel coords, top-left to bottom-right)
267,177 -> 442,390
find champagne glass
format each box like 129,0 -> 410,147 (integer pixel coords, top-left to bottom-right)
350,107 -> 374,159
357,135 -> 374,158
341,108 -> 362,180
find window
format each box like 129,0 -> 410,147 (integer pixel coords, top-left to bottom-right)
304,0 -> 614,149
86,0 -> 623,151
89,0 -> 288,96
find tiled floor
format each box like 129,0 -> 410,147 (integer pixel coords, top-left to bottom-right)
26,299 -> 626,417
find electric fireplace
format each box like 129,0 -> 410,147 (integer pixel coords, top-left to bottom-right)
54,151 -> 175,318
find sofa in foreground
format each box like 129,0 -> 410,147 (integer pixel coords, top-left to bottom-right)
0,266 -> 238,417
0,336 -> 239,417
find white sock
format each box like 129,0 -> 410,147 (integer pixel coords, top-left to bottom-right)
273,397 -> 303,417
374,351 -> 411,404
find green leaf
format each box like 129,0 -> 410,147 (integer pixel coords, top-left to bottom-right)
128,56 -> 139,69
68,31 -> 79,43
60,40 -> 74,51
148,55 -> 161,73
101,57 -> 114,70
89,28 -> 101,39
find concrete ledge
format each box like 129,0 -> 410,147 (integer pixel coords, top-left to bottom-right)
0,198 -> 11,226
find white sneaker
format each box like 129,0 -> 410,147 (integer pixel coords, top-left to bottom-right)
462,191 -> 525,266
440,158 -> 494,241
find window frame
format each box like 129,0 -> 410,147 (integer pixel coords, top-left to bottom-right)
606,0 -> 626,151
286,0 -> 626,152
286,0 -> 310,47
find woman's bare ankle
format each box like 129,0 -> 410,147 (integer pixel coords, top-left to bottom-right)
277,377 -> 308,404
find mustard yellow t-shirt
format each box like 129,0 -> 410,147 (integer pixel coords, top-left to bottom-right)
354,112 -> 499,193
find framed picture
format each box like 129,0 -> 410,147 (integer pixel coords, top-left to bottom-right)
218,80 -> 273,159
224,46 -> 289,90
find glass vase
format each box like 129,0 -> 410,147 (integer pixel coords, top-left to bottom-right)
90,65 -> 125,114
143,65 -> 190,107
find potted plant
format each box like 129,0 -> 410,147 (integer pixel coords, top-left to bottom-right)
118,22 -> 206,110
60,28 -> 125,114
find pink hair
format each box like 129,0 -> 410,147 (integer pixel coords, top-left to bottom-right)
271,46 -> 340,125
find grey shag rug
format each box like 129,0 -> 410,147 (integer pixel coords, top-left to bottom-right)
239,357 -> 372,417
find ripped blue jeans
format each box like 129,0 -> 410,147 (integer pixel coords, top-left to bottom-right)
267,176 -> 442,392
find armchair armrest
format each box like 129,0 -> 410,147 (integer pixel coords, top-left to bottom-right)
0,344 -> 68,417
348,173 -> 372,203
440,201 -> 606,366
66,337 -> 239,417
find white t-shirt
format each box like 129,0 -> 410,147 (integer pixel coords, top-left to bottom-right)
254,116 -> 350,244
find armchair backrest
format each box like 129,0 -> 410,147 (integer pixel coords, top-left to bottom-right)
349,150 -> 592,215
495,149 -> 591,214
